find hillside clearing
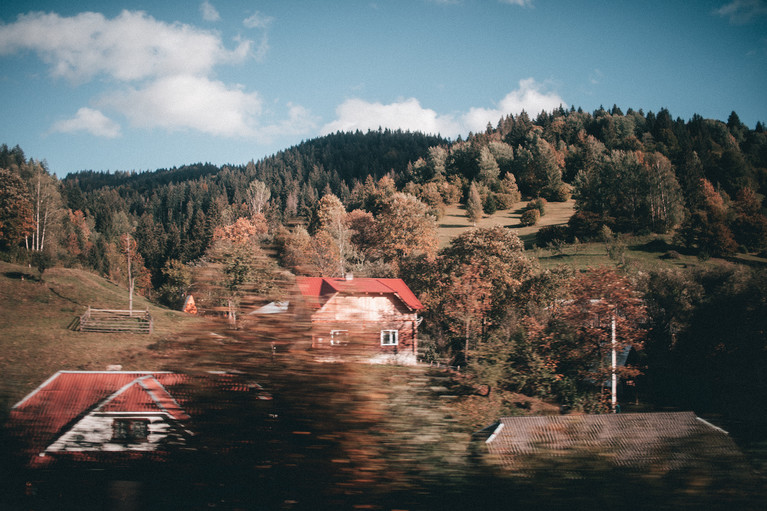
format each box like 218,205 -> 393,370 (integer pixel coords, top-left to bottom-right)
437,199 -> 576,248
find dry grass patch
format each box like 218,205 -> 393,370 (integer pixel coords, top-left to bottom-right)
0,262 -> 204,408
438,199 -> 575,248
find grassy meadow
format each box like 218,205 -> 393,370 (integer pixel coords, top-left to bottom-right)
0,261 -> 204,408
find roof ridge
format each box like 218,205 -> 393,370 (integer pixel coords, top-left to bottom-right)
137,376 -> 190,420
93,375 -> 155,413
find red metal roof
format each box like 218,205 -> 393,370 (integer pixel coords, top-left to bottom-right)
10,372 -> 187,446
8,371 -> 269,468
295,276 -> 424,310
98,376 -> 190,421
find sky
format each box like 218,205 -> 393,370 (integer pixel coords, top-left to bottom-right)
0,0 -> 765,177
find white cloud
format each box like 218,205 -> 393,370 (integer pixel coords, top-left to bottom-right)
200,1 -> 221,22
0,10 -> 314,140
322,98 -> 461,136
463,79 -> 566,131
0,10 -> 251,83
51,107 -> 122,138
323,79 -> 566,138
103,75 -> 263,138
260,103 -> 320,140
242,12 -> 273,62
716,0 -> 767,24
499,0 -> 534,6
243,11 -> 274,29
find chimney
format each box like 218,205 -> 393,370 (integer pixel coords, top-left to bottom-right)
344,272 -> 354,281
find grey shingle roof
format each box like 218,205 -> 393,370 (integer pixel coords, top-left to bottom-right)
481,412 -> 749,474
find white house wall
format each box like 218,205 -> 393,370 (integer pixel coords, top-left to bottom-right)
45,413 -> 177,453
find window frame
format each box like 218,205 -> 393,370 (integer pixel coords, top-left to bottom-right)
330,329 -> 349,346
380,329 -> 399,346
112,418 -> 150,444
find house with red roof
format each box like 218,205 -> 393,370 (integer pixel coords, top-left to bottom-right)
7,371 -> 193,467
295,275 -> 424,362
7,371 -> 271,468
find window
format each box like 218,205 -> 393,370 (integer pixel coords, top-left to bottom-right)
380,329 -> 398,346
330,329 -> 349,346
112,419 -> 149,443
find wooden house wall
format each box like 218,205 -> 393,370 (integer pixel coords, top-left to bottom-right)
309,294 -> 419,354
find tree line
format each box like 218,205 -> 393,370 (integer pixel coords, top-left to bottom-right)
1,105 -> 766,417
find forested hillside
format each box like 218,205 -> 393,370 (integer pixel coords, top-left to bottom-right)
2,105 -> 766,420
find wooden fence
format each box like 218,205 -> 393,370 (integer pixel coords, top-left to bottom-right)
79,307 -> 153,334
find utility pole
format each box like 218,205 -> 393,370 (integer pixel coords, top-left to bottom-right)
125,233 -> 134,317
611,313 -> 617,413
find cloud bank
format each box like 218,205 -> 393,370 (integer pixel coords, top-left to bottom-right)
0,9 -> 298,139
322,78 -> 566,137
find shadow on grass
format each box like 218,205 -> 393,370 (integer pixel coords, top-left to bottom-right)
630,238 -> 673,253
4,271 -> 39,281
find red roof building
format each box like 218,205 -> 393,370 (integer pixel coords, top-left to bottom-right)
295,276 -> 424,362
7,371 -> 270,468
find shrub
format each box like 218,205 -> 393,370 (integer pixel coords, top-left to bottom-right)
483,193 -> 498,215
494,192 -> 519,210
526,198 -> 547,216
536,225 -> 572,246
550,183 -> 572,202
520,208 -> 541,226
568,211 -> 609,241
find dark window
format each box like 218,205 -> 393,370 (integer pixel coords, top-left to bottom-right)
112,419 -> 150,443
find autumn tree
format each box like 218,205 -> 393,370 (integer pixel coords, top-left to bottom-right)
574,150 -> 683,233
61,209 -> 94,266
104,234 -> 153,305
478,146 -> 500,184
731,187 -> 767,253
542,268 -> 647,410
22,160 -> 63,254
376,192 -> 438,268
203,217 -> 280,326
677,178 -> 737,257
0,168 -> 34,250
435,226 -> 534,363
157,259 -> 193,307
465,181 -> 483,225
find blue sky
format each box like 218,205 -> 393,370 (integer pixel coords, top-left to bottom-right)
0,0 -> 765,176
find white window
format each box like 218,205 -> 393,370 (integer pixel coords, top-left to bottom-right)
380,329 -> 398,346
330,329 -> 349,346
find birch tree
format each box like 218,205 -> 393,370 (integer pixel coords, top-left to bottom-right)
24,161 -> 63,253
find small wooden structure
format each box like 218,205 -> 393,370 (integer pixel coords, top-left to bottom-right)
79,307 -> 153,334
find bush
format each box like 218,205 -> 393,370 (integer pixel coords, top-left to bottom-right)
520,208 -> 540,226
568,211 -> 610,241
527,198 -> 547,216
536,225 -> 572,246
494,192 -> 518,210
543,183 -> 572,202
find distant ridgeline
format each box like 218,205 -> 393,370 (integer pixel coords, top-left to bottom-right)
1,106 -> 765,292
2,108 -> 767,425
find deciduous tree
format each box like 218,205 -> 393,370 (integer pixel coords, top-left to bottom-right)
0,168 -> 34,250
